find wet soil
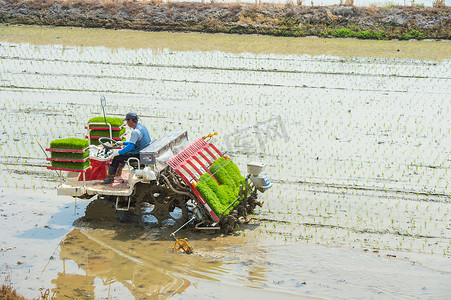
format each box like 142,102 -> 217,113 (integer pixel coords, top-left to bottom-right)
1,188 -> 450,299
1,24 -> 450,60
0,26 -> 450,299
0,0 -> 450,40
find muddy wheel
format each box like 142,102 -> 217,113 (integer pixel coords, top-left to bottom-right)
246,199 -> 257,214
84,197 -> 117,222
237,205 -> 247,219
133,184 -> 189,227
220,215 -> 237,234
117,205 -> 141,224
246,192 -> 259,214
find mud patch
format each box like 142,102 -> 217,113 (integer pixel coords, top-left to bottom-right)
1,190 -> 449,299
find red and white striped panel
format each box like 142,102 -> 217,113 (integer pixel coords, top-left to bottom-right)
167,138 -> 224,222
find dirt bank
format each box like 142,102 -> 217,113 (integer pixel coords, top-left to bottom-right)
0,0 -> 449,40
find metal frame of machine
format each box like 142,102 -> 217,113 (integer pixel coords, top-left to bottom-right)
52,127 -> 272,234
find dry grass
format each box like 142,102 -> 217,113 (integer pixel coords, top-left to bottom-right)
61,0 -> 103,9
0,284 -> 26,300
9,0 -> 149,16
4,0 -> 447,12
1,265 -> 26,300
0,264 -> 54,300
367,4 -> 378,12
340,0 -> 354,6
17,0 -> 55,9
2,0 -> 449,40
102,0 -> 147,15
432,0 -> 446,8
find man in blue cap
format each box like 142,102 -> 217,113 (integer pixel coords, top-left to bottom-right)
102,112 -> 151,184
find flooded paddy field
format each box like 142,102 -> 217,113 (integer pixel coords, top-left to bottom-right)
0,26 -> 450,298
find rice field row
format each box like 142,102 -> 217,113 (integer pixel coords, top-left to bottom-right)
0,41 -> 449,258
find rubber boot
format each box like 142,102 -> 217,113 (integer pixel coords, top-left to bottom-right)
116,162 -> 125,177
102,166 -> 116,184
101,175 -> 114,184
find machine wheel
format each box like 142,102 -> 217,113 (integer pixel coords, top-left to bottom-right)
246,191 -> 259,214
84,197 -> 118,222
132,184 -> 190,227
220,215 -> 237,234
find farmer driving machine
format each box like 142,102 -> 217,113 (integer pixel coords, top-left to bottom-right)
47,120 -> 272,238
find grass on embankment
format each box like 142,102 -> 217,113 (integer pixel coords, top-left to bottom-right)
1,1 -> 449,40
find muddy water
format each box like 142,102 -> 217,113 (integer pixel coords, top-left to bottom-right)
1,189 -> 449,299
0,26 -> 450,299
1,25 -> 450,60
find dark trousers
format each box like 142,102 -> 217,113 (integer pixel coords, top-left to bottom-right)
109,153 -> 140,176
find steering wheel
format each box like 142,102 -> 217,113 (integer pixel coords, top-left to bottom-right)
98,137 -> 121,150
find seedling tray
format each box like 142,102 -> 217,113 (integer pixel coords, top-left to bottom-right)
46,157 -> 88,163
47,166 -> 91,172
87,117 -> 123,128
50,150 -> 89,160
88,129 -> 126,138
49,138 -> 90,151
85,125 -> 123,130
46,147 -> 89,153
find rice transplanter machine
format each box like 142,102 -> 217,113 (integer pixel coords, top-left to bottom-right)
51,127 -> 272,235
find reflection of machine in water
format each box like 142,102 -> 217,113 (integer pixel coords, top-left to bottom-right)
52,229 -> 206,299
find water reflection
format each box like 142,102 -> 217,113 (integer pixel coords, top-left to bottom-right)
51,228 -> 268,299
52,229 -> 213,298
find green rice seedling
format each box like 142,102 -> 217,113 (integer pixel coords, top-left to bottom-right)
49,138 -> 89,150
209,158 -> 237,187
89,128 -> 126,138
50,150 -> 89,160
197,174 -> 238,215
51,160 -> 90,170
196,157 -> 248,215
88,116 -> 123,128
197,179 -> 223,212
212,157 -> 245,186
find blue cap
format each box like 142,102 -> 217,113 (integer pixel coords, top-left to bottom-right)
123,112 -> 138,121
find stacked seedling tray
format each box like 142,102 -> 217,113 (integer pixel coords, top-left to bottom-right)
85,117 -> 125,145
196,157 -> 246,216
168,138 -> 247,221
46,138 -> 91,172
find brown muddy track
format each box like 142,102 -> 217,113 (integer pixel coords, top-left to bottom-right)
0,0 -> 450,40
